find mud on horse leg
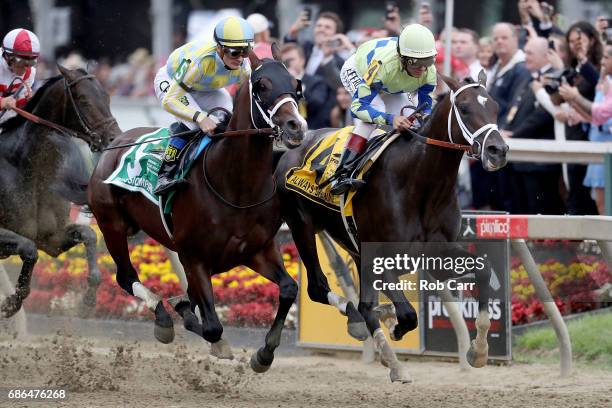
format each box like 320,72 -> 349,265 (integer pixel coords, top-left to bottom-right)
0,229 -> 38,318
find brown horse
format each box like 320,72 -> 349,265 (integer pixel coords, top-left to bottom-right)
88,49 -> 307,372
275,72 -> 508,382
0,66 -> 119,318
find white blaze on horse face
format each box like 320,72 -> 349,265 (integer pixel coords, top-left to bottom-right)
477,95 -> 488,107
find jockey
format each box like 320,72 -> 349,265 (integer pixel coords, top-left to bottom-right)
0,29 -> 39,124
330,23 -> 438,195
153,16 -> 254,195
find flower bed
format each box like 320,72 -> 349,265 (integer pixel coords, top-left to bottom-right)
511,241 -> 612,325
14,229 -> 299,328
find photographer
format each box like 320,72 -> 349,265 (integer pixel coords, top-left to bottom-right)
559,41 -> 612,214
517,0 -> 563,42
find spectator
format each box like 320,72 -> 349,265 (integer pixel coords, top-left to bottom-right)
477,37 -> 495,76
452,28 -> 483,81
558,21 -> 602,214
517,0 -> 563,43
474,23 -> 528,212
284,11 -> 353,89
247,13 -> 273,59
280,43 -> 331,129
559,41 -> 612,214
329,87 -> 354,128
504,36 -> 564,215
417,2 -> 434,32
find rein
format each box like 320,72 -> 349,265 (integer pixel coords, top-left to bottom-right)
401,128 -> 473,153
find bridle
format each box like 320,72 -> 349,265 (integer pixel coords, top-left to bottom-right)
447,82 -> 499,161
63,74 -> 117,151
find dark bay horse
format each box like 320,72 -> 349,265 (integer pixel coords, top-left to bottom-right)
88,49 -> 307,372
275,72 -> 508,382
0,66 -> 120,318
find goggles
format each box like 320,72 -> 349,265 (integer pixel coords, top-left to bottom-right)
400,55 -> 436,68
223,46 -> 250,58
6,53 -> 38,67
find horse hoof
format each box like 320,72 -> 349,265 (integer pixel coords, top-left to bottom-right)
154,321 -> 175,344
82,287 -> 97,308
348,322 -> 369,341
0,295 -> 22,319
210,338 -> 233,360
250,350 -> 273,374
466,340 -> 488,368
389,365 -> 412,384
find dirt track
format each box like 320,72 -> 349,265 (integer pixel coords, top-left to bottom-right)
1,332 -> 611,408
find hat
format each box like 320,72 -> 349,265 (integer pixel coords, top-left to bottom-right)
246,13 -> 270,34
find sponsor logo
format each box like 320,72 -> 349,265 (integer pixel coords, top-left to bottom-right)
475,216 -> 528,238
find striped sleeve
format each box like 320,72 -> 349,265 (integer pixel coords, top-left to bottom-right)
161,61 -> 205,122
350,81 -> 393,126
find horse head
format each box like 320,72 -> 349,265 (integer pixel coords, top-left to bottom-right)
438,71 -> 508,171
57,65 -> 121,152
247,44 -> 307,148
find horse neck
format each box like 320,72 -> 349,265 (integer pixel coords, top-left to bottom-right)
418,95 -> 464,190
209,84 -> 274,194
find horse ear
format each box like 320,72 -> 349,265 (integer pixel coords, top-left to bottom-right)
271,42 -> 281,62
477,69 -> 487,87
248,49 -> 262,70
57,64 -> 72,78
438,72 -> 460,92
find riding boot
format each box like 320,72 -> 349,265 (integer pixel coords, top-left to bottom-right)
154,122 -> 194,196
330,133 -> 368,195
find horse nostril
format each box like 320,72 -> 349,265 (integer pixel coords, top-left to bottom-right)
286,119 -> 299,132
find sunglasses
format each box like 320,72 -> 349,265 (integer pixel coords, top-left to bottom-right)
223,47 -> 250,58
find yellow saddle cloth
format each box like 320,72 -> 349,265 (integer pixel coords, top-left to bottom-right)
285,126 -> 393,215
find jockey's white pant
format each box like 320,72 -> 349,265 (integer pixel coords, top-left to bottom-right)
340,54 -> 416,140
153,67 -> 233,131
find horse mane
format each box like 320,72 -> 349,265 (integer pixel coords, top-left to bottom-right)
0,75 -> 64,132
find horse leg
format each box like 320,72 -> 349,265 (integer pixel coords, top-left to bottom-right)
181,258 -> 229,357
99,221 -> 174,344
465,252 -> 492,368
0,229 -> 38,318
359,267 -> 412,383
46,224 -> 100,308
376,272 -> 418,341
285,215 -> 368,340
246,241 -> 298,373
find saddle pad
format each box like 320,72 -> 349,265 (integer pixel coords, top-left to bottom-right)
104,128 -> 211,208
285,126 -> 394,214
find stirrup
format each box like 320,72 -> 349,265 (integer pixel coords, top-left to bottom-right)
330,176 -> 366,195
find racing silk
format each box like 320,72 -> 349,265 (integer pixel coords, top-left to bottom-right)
0,56 -> 35,111
163,40 -> 250,122
352,37 -> 436,125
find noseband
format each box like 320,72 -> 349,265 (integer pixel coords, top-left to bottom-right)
447,82 -> 499,161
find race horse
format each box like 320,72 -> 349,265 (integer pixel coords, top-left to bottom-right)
0,66 -> 119,318
275,71 -> 509,382
88,47 -> 307,372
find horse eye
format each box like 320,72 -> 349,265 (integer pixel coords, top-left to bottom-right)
459,105 -> 469,114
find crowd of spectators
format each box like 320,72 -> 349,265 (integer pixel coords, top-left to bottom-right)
30,2 -> 612,215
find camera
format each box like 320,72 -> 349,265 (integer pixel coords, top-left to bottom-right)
543,68 -> 578,95
303,6 -> 312,21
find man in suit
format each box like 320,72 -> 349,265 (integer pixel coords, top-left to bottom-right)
502,36 -> 565,214
281,43 -> 331,129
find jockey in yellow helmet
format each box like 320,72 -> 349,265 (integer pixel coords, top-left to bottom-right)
330,23 -> 438,195
153,16 -> 254,195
